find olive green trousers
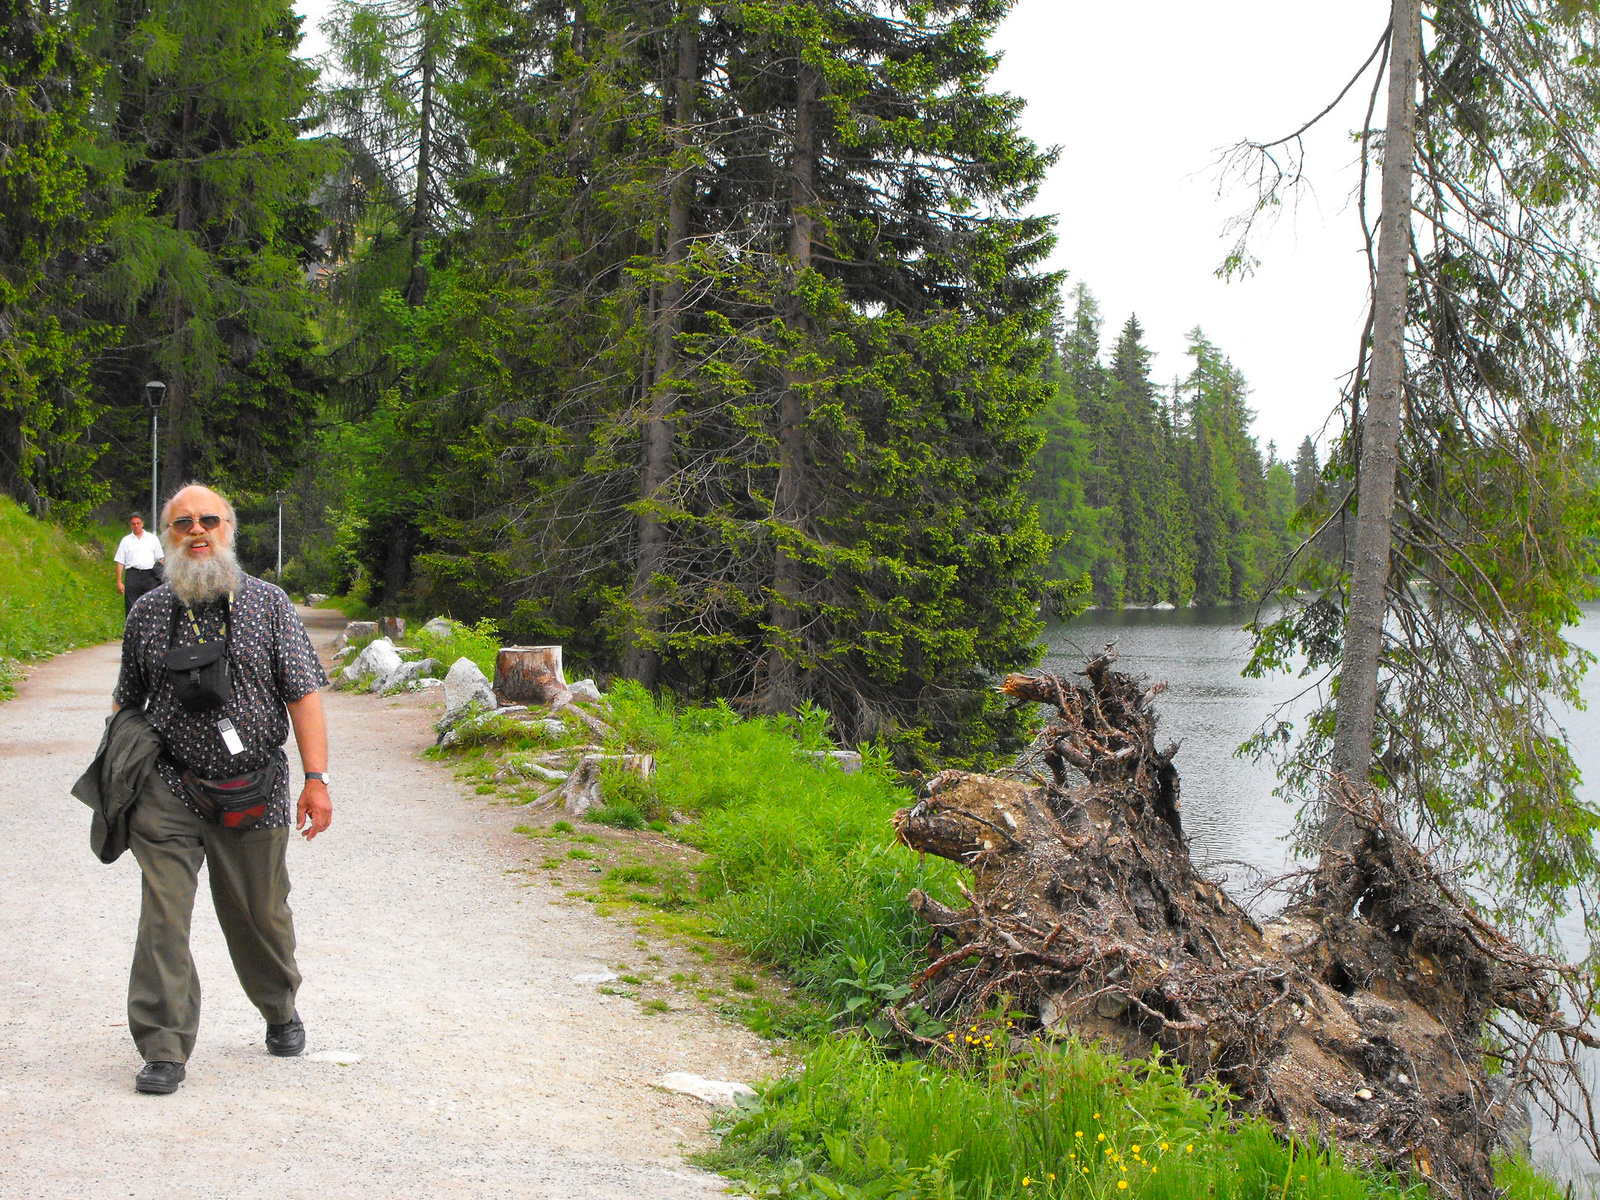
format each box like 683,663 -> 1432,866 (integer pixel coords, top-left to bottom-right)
127,773 -> 300,1063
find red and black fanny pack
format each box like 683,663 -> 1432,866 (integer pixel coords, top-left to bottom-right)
181,749 -> 285,830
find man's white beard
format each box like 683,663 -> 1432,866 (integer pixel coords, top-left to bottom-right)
165,538 -> 244,607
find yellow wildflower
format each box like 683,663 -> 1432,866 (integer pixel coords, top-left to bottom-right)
1118,1182 -> 1128,1191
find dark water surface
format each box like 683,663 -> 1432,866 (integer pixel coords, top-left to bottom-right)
1043,603 -> 1600,1190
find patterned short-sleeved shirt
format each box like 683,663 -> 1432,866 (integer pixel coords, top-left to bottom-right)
114,574 -> 329,828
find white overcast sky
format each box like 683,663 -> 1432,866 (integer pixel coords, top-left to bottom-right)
295,0 -> 1392,455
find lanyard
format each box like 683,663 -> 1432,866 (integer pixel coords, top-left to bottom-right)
182,592 -> 233,644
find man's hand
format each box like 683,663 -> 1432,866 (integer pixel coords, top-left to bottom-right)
297,780 -> 332,840
117,579 -> 125,594
286,691 -> 330,840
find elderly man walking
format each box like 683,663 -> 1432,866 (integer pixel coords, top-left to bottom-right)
107,483 -> 332,1095
113,512 -> 164,616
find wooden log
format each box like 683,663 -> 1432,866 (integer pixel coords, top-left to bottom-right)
378,615 -> 407,640
494,646 -> 570,706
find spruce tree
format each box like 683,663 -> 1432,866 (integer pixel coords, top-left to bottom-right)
0,0 -> 113,520
80,0 -> 336,493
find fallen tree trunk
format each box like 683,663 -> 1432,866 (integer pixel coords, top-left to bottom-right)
893,652 -> 1598,1199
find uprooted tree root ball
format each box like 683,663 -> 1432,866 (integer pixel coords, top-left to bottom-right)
891,652 -> 1600,1199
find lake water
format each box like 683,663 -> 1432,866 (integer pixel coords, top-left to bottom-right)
1043,603 -> 1600,1189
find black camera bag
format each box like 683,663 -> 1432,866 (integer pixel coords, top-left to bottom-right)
163,598 -> 232,712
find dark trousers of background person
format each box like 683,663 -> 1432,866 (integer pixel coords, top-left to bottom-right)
124,567 -> 160,616
126,773 -> 301,1063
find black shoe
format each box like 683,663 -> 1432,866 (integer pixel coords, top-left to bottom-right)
266,1015 -> 305,1057
135,1060 -> 186,1094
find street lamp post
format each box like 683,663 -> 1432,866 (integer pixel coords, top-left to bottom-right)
144,381 -> 166,520
275,489 -> 287,578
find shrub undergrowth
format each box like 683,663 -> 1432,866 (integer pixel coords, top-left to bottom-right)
0,497 -> 125,699
410,617 -> 502,679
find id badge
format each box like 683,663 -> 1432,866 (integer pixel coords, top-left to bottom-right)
217,717 -> 245,756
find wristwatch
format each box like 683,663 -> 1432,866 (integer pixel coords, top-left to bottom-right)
305,771 -> 330,785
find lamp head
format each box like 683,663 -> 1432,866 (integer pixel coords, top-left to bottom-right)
144,380 -> 167,410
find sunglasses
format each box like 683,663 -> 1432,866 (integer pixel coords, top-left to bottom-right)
169,515 -> 226,533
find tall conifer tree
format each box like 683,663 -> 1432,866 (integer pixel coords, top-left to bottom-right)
81,0 -> 335,492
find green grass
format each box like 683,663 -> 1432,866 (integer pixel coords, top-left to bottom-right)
322,593 -> 374,620
593,682 -> 1565,1200
709,1037 -> 1437,1200
0,497 -> 125,699
605,682 -> 964,1009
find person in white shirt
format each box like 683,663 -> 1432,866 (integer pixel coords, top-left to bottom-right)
114,513 -> 166,616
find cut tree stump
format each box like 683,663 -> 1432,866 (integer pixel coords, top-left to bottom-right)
891,652 -> 1598,1200
378,615 -> 406,640
552,753 -> 654,817
494,646 -> 570,707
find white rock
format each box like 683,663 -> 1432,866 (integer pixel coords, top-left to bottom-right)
413,678 -> 444,691
658,1072 -> 757,1108
422,617 -> 458,638
306,593 -> 329,606
1151,601 -> 1176,611
334,620 -> 378,652
541,718 -> 567,738
568,678 -> 603,702
376,657 -> 441,692
349,637 -> 402,685
443,657 -> 496,716
573,971 -> 618,985
305,1049 -> 363,1065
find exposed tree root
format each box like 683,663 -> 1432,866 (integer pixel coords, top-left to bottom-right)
892,651 -> 1599,1198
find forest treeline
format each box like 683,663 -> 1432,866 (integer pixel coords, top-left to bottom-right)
1,0 -> 1310,763
1032,284 -> 1317,608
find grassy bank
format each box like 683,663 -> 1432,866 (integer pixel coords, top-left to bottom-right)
422,680 -> 1563,1200
0,497 -> 124,699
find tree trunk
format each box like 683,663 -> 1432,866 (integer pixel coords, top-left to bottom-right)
625,4 -> 699,689
405,0 -> 435,307
766,61 -> 817,715
162,95 -> 200,490
1324,0 -> 1420,854
494,645 -> 570,706
895,660 -> 1586,1200
382,518 -> 409,605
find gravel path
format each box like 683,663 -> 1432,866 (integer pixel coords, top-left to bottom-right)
0,609 -> 769,1199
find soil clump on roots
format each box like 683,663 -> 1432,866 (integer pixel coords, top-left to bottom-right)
892,652 -> 1598,1199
